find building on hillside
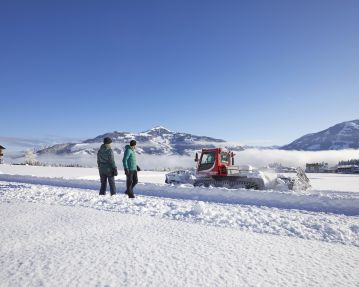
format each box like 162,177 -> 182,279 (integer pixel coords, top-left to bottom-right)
305,162 -> 329,173
326,166 -> 338,173
0,145 -> 5,164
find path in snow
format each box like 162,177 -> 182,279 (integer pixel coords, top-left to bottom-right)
1,202 -> 358,287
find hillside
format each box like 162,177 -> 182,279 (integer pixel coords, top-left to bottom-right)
281,120 -> 359,150
37,126 -> 242,157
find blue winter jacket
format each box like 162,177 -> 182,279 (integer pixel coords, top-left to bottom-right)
122,145 -> 137,171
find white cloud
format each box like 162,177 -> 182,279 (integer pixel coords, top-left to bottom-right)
10,149 -> 359,170
236,149 -> 359,168
0,136 -> 81,153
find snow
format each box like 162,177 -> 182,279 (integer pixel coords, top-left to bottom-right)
147,125 -> 172,132
1,172 -> 359,216
1,180 -> 359,246
2,202 -> 358,287
308,173 -> 359,192
2,164 -> 359,192
1,165 -> 359,286
339,122 -> 359,136
0,164 -> 168,184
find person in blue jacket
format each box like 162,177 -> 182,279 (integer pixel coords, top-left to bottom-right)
97,137 -> 118,196
122,140 -> 140,198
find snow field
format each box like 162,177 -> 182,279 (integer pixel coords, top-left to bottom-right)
1,165 -> 359,286
1,181 -> 359,247
1,202 -> 358,287
2,164 -> 359,193
0,164 -> 167,184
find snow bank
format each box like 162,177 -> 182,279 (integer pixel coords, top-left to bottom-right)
0,174 -> 358,216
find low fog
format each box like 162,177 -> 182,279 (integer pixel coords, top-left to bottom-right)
11,149 -> 359,170
236,149 -> 359,168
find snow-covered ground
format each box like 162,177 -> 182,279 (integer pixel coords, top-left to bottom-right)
0,164 -> 166,184
1,165 -> 359,286
1,202 -> 358,287
307,173 -> 359,193
1,164 -> 359,192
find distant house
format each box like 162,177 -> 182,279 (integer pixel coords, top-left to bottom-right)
0,145 -> 5,164
305,162 -> 329,173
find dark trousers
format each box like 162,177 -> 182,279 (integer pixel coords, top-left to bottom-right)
99,173 -> 116,195
126,170 -> 138,198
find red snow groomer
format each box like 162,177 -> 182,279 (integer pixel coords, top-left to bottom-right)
193,148 -> 265,190
193,148 -> 311,190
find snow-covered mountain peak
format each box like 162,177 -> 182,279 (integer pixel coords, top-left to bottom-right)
37,127 -> 232,157
339,121 -> 359,135
143,126 -> 173,136
282,119 -> 359,150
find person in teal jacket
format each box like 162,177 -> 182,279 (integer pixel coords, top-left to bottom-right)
97,137 -> 117,196
122,140 -> 140,198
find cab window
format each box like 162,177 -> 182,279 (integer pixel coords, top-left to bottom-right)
201,152 -> 215,164
198,152 -> 216,171
220,152 -> 229,163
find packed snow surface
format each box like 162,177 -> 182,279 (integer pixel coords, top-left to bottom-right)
1,202 -> 358,287
1,165 -> 359,286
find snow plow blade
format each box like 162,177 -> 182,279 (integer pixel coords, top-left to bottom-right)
277,167 -> 311,190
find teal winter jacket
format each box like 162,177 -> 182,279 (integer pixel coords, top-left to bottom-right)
122,145 -> 137,171
97,144 -> 117,175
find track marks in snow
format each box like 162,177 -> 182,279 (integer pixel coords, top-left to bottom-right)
1,181 -> 359,247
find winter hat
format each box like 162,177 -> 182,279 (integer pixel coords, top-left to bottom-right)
130,140 -> 137,146
104,137 -> 112,144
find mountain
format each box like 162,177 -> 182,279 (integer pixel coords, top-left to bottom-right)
281,120 -> 359,150
37,126 -> 242,157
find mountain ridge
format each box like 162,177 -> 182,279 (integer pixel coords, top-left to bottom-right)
33,120 -> 359,158
37,126 -> 239,157
281,120 -> 359,150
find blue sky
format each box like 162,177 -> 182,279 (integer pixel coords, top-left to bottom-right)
1,0 -> 358,145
